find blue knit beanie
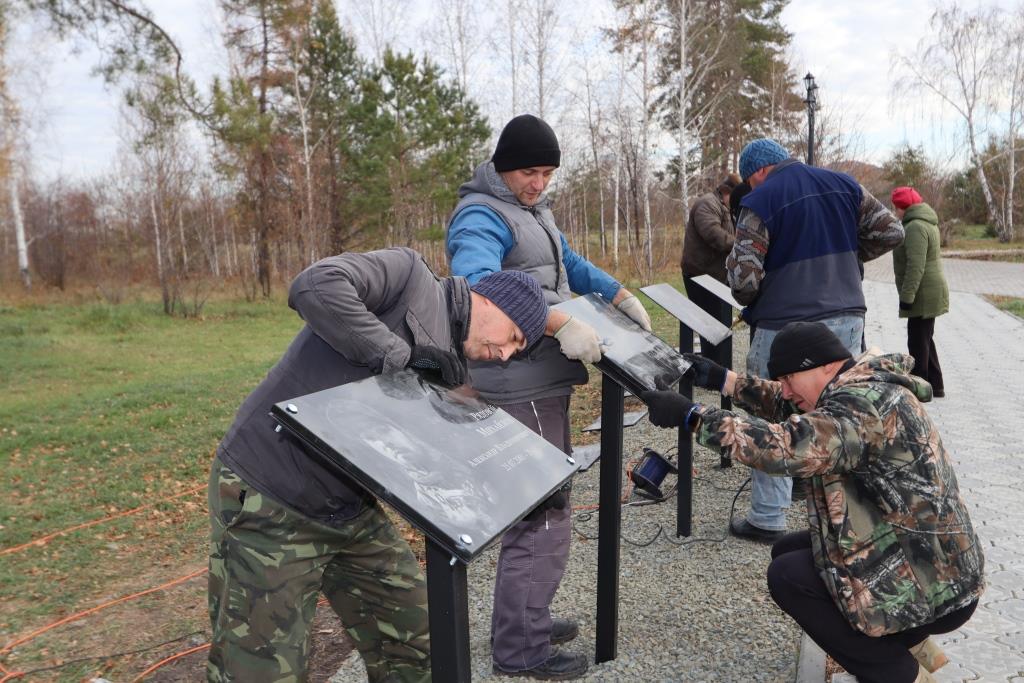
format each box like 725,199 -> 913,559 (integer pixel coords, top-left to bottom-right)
739,138 -> 790,181
470,270 -> 548,349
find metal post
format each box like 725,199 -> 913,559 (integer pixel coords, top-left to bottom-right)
804,72 -> 818,167
718,319 -> 733,468
426,538 -> 471,683
677,322 -> 694,537
595,374 -> 624,663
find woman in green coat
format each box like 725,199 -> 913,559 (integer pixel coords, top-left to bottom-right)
891,186 -> 949,396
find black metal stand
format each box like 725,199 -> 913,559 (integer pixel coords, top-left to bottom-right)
595,374 -> 623,664
717,331 -> 733,469
677,322 -> 694,538
426,538 -> 471,683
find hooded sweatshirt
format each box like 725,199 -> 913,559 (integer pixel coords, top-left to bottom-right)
696,352 -> 984,636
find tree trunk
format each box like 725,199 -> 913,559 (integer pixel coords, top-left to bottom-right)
9,164 -> 30,290
613,153 -> 620,268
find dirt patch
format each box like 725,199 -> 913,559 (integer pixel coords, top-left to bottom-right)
146,605 -> 354,682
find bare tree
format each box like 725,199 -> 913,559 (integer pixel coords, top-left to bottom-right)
672,0 -> 728,218
610,0 -> 659,278
1,4 -> 31,289
346,0 -> 410,61
895,3 -> 1012,241
425,0 -> 482,95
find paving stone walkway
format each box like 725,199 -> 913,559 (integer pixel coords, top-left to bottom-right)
857,254 -> 1024,681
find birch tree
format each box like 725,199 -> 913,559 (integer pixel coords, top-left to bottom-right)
895,4 -> 1011,241
1,18 -> 30,289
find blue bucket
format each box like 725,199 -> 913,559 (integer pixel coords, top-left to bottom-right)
631,448 -> 678,499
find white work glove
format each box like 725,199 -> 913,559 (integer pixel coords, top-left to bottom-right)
616,294 -> 652,331
553,316 -> 603,363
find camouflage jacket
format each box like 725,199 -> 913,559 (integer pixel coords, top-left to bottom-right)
695,352 -> 984,636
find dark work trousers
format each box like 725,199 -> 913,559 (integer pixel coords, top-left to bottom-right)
907,316 -> 944,393
490,395 -> 573,671
682,274 -> 733,371
767,531 -> 978,683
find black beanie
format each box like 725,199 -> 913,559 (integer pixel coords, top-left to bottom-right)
491,114 -> 561,172
767,322 -> 853,380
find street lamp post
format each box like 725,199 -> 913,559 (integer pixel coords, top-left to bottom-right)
803,72 -> 818,166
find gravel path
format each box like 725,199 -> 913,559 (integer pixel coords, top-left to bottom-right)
331,329 -> 809,682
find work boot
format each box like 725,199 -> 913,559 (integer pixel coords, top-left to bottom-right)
910,637 -> 949,673
730,518 -> 784,543
491,618 -> 579,647
550,617 -> 579,645
913,663 -> 939,683
493,647 -> 588,680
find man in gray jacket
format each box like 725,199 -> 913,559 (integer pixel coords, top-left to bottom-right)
447,114 -> 653,680
207,247 -> 549,683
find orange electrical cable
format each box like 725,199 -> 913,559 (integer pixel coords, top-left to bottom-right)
131,643 -> 211,682
133,595 -> 334,680
0,568 -> 207,656
0,660 -> 24,682
1,485 -> 206,557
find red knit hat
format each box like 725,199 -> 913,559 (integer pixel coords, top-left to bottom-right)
891,186 -> 923,209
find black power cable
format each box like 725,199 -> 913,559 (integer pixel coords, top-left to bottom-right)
6,630 -> 206,678
572,465 -> 752,549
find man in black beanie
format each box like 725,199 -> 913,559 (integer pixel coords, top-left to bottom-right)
445,114 -> 653,679
639,322 -> 983,683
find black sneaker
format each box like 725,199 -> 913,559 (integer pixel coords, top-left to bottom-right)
550,618 -> 579,645
730,518 -> 784,544
493,647 -> 588,680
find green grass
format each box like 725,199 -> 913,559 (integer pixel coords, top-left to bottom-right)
990,295 -> 1024,319
945,223 -> 1024,254
0,296 -> 302,668
0,277 -> 708,677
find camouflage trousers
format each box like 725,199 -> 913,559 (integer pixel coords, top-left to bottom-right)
207,456 -> 431,682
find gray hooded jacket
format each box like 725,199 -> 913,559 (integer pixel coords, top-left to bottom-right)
448,162 -> 588,404
218,247 -> 471,524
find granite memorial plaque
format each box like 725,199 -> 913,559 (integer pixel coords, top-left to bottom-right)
639,283 -> 732,345
553,293 -> 692,396
272,370 -> 577,563
690,274 -> 742,310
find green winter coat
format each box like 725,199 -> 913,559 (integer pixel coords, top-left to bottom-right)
696,352 -> 984,637
893,203 -> 949,319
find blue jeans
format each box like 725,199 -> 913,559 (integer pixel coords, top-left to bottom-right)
744,315 -> 864,530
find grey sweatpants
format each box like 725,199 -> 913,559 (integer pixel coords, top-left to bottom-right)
490,395 -> 573,671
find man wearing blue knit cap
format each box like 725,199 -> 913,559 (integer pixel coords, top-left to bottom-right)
724,138 -> 905,543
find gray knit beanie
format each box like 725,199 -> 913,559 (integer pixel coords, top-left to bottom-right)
470,270 -> 548,348
739,138 -> 790,181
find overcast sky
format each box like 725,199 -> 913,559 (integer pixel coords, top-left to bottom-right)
7,0 -> 1012,182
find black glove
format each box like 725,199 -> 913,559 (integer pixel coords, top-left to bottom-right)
407,345 -> 466,386
525,482 -> 571,521
682,353 -> 727,392
899,300 -> 913,313
641,389 -> 700,430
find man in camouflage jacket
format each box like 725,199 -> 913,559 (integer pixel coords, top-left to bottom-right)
641,321 -> 983,683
